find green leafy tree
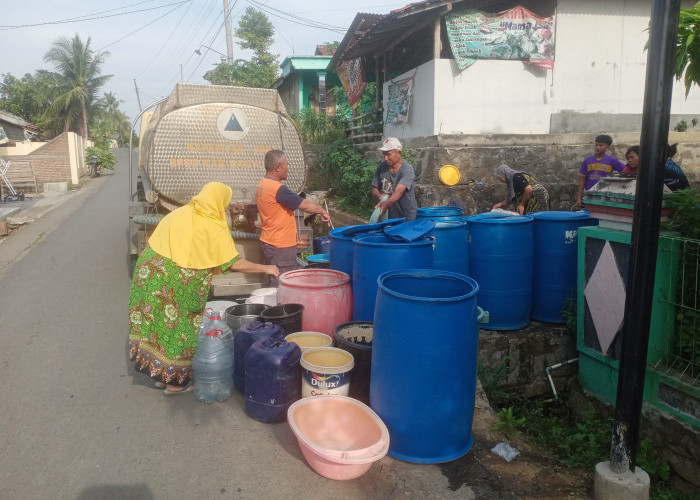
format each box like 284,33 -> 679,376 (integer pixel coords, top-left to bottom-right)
675,1 -> 700,96
41,34 -> 112,137
0,72 -> 60,128
204,7 -> 278,88
93,91 -> 132,145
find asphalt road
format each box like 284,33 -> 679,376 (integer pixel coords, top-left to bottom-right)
0,150 -> 485,500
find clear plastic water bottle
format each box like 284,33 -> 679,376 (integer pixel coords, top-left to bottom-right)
201,308 -> 235,373
192,328 -> 234,403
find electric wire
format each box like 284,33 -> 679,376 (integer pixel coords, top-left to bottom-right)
97,2 -> 189,51
0,1 -> 192,30
135,0 -> 194,77
147,0 -> 220,80
245,0 -> 346,32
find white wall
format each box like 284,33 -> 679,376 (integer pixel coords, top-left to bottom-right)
384,0 -> 700,139
0,141 -> 45,156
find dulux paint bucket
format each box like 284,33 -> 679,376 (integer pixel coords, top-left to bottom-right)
285,331 -> 333,352
300,347 -> 354,398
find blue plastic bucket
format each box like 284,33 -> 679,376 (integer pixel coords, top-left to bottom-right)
352,234 -> 434,321
416,206 -> 464,221
328,219 -> 402,281
432,220 -> 469,276
467,214 -> 534,330
531,211 -> 598,323
371,269 -> 479,463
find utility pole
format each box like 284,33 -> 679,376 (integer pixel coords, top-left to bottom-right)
180,64 -> 183,83
223,0 -> 234,64
133,79 -> 143,112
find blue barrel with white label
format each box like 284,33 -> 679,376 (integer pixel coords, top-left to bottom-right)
466,214 -> 534,330
531,211 -> 598,323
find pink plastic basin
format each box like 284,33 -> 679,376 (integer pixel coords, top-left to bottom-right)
287,395 -> 389,480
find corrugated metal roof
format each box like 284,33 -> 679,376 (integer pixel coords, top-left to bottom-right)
328,0 -> 529,69
0,110 -> 28,127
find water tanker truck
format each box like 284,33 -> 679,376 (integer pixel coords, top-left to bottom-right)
129,83 -> 309,296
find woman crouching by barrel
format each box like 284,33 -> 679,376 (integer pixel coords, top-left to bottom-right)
128,182 -> 279,395
493,164 -> 550,215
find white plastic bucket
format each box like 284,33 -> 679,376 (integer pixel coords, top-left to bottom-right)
285,332 -> 333,352
300,347 -> 354,398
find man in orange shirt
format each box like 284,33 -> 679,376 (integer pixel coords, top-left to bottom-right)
255,150 -> 330,286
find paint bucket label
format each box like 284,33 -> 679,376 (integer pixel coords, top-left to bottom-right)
301,368 -> 351,397
300,347 -> 354,397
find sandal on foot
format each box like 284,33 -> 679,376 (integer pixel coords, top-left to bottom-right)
163,382 -> 193,396
154,381 -> 166,389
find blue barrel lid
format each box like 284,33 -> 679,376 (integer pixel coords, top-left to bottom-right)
465,212 -> 516,222
531,210 -> 592,221
433,219 -> 467,228
467,213 -> 534,224
306,253 -> 330,263
417,206 -> 463,215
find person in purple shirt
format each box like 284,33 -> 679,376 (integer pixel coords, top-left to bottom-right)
576,134 -> 626,208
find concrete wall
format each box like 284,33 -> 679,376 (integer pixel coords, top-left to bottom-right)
1,132 -> 88,190
0,141 -> 44,156
368,131 -> 700,212
383,0 -> 700,139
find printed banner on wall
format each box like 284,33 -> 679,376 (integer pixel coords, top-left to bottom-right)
337,58 -> 367,107
385,77 -> 413,125
445,6 -> 555,70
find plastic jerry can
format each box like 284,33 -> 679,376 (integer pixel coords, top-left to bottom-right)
233,321 -> 284,393
245,337 -> 302,423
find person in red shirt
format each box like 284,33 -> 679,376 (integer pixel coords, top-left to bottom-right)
622,146 -> 640,174
255,150 -> 330,286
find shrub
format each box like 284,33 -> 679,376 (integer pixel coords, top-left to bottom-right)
315,139 -> 377,217
85,146 -> 116,170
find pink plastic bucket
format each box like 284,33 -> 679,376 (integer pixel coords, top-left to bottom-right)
277,269 -> 352,337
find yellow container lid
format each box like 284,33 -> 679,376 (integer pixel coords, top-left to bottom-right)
439,165 -> 460,186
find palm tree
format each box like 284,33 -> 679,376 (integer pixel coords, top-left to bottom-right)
42,35 -> 112,137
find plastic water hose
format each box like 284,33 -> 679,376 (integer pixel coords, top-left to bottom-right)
132,214 -> 259,240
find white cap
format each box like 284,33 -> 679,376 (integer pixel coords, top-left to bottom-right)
378,137 -> 403,152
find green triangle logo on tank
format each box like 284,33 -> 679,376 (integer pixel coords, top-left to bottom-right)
217,107 -> 250,141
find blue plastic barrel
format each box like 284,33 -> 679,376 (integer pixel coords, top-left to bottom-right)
328,219 -> 403,281
416,206 -> 464,221
371,269 -> 479,463
352,234 -> 434,321
531,211 -> 598,323
467,214 -> 534,330
432,220 -> 469,276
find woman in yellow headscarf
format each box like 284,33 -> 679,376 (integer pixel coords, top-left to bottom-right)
128,182 -> 278,395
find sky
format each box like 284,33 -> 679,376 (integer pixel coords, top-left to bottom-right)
0,0 -> 411,128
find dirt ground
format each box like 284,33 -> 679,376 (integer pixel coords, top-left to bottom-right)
453,385 -> 592,499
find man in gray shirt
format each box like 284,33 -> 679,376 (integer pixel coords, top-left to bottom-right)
371,137 -> 418,221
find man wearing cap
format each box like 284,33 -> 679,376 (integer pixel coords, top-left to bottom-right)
372,137 -> 418,221
576,134 -> 626,208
